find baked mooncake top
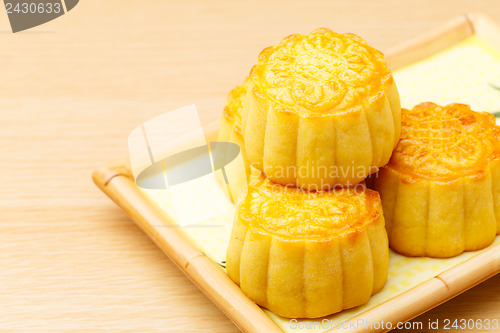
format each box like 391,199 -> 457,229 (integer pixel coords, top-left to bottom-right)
236,175 -> 381,238
249,28 -> 392,117
390,102 -> 500,180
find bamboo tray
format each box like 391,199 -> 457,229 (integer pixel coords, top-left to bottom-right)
93,13 -> 500,333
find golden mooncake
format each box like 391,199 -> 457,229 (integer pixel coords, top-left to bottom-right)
240,28 -> 401,189
368,102 -> 500,258
216,80 -> 252,201
226,175 -> 388,318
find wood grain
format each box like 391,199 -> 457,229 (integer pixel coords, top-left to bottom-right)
92,165 -> 283,333
1,1 -> 499,332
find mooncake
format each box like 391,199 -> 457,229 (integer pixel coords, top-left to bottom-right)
368,102 -> 500,257
241,28 -> 401,189
216,80 -> 252,202
226,175 -> 388,318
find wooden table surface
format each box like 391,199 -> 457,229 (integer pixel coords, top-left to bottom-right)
1,1 -> 499,332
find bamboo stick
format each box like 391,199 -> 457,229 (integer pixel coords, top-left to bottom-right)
92,166 -> 283,333
385,15 -> 473,70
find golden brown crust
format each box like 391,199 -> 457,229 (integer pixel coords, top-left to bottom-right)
227,173 -> 389,318
236,174 -> 382,239
239,28 -> 401,188
370,102 -> 500,258
388,102 -> 500,181
249,28 -> 391,117
222,80 -> 247,134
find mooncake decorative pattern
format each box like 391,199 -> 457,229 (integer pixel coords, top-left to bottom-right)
241,28 -> 401,189
369,102 -> 500,257
226,175 -> 389,318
